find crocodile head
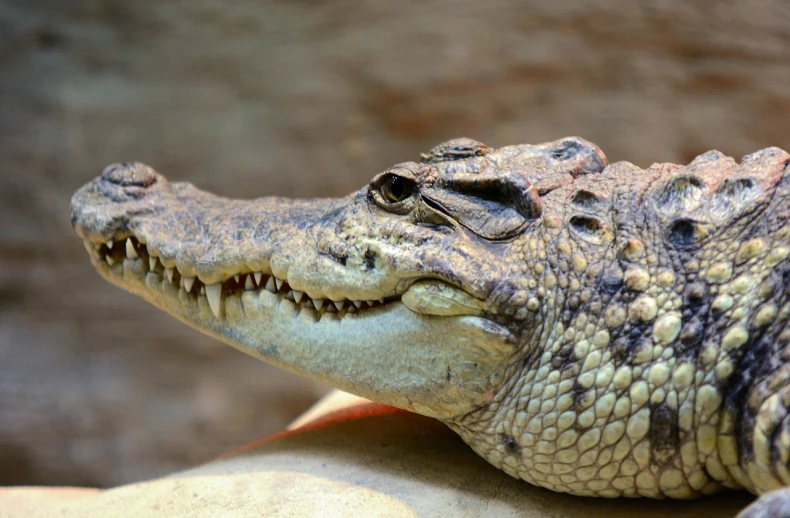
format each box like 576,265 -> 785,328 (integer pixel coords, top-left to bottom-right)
71,137 -> 607,419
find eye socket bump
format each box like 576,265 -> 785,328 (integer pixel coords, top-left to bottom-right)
379,174 -> 415,204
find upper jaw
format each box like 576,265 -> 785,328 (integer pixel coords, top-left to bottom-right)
72,162 -> 499,320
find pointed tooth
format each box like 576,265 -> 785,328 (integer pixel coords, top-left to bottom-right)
347,305 -> 356,313
265,276 -> 276,293
245,276 -> 254,290
254,271 -> 262,285
200,286 -> 205,295
233,274 -> 240,283
293,290 -> 304,304
379,299 -> 385,304
106,239 -> 114,249
333,300 -> 344,311
106,256 -> 115,266
312,298 -> 324,311
352,300 -> 362,309
126,238 -> 138,259
366,300 -> 375,306
183,276 -> 195,292
165,267 -> 174,283
205,283 -> 222,317
149,256 -> 158,270
275,277 -> 283,291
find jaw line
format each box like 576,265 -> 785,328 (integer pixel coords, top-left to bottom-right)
84,241 -> 516,419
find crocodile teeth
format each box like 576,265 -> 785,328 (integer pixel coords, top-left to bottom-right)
254,272 -> 262,285
275,278 -> 283,291
205,283 -> 222,318
366,300 -> 375,306
312,298 -> 325,311
149,256 -> 158,270
264,276 -> 276,293
333,300 -> 344,311
352,300 -> 362,309
165,267 -> 174,283
126,239 -> 138,259
245,276 -> 254,290
183,276 -> 195,292
106,239 -> 113,249
106,256 -> 115,266
233,274 -> 240,283
200,286 -> 205,295
292,290 -> 304,304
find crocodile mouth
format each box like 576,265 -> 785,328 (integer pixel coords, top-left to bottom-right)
83,236 -> 391,319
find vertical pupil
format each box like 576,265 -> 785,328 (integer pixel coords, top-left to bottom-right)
388,177 -> 404,199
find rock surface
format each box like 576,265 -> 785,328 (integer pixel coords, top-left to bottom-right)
1,0 -> 788,486
0,394 -> 756,517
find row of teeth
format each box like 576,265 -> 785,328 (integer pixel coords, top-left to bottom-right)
88,237 -> 386,318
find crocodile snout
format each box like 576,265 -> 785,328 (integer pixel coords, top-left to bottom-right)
70,162 -> 167,242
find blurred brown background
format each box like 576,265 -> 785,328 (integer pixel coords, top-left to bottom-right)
0,0 -> 788,488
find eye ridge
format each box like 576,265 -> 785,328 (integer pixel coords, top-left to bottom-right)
381,174 -> 414,203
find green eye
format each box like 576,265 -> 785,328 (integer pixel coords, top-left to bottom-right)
380,174 -> 414,203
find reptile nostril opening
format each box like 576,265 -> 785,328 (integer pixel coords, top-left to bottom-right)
101,162 -> 158,188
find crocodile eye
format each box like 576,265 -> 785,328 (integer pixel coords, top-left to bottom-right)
380,174 -> 415,203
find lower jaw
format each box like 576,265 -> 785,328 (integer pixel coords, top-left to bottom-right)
84,243 -> 518,419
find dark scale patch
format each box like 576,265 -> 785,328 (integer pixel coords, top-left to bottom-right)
650,403 -> 679,457
678,318 -> 705,354
570,190 -> 603,210
503,435 -> 520,455
721,322 -> 778,465
569,215 -> 607,241
683,282 -> 707,308
600,273 -> 624,296
667,218 -> 700,247
363,249 -> 377,270
551,343 -> 574,370
611,337 -> 631,363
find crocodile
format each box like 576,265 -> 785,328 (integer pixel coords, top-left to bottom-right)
70,137 -> 790,514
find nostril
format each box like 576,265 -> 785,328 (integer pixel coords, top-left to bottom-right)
101,162 -> 158,188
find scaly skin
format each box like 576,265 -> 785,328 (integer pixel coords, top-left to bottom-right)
71,138 -> 790,512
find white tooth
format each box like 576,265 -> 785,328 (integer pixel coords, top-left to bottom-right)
313,298 -> 324,311
379,299 -> 385,304
106,240 -> 113,249
205,283 -> 222,318
245,276 -> 254,290
149,256 -> 158,270
293,290 -> 304,304
352,300 -> 362,309
333,300 -> 344,311
347,305 -> 356,313
265,276 -> 276,293
254,272 -> 262,285
183,276 -> 195,292
366,300 -> 375,306
275,278 -> 283,290
234,274 -> 240,283
126,239 -> 138,259
106,256 -> 115,266
165,267 -> 174,283
200,286 -> 205,295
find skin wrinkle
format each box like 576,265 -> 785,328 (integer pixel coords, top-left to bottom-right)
70,140 -> 790,510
